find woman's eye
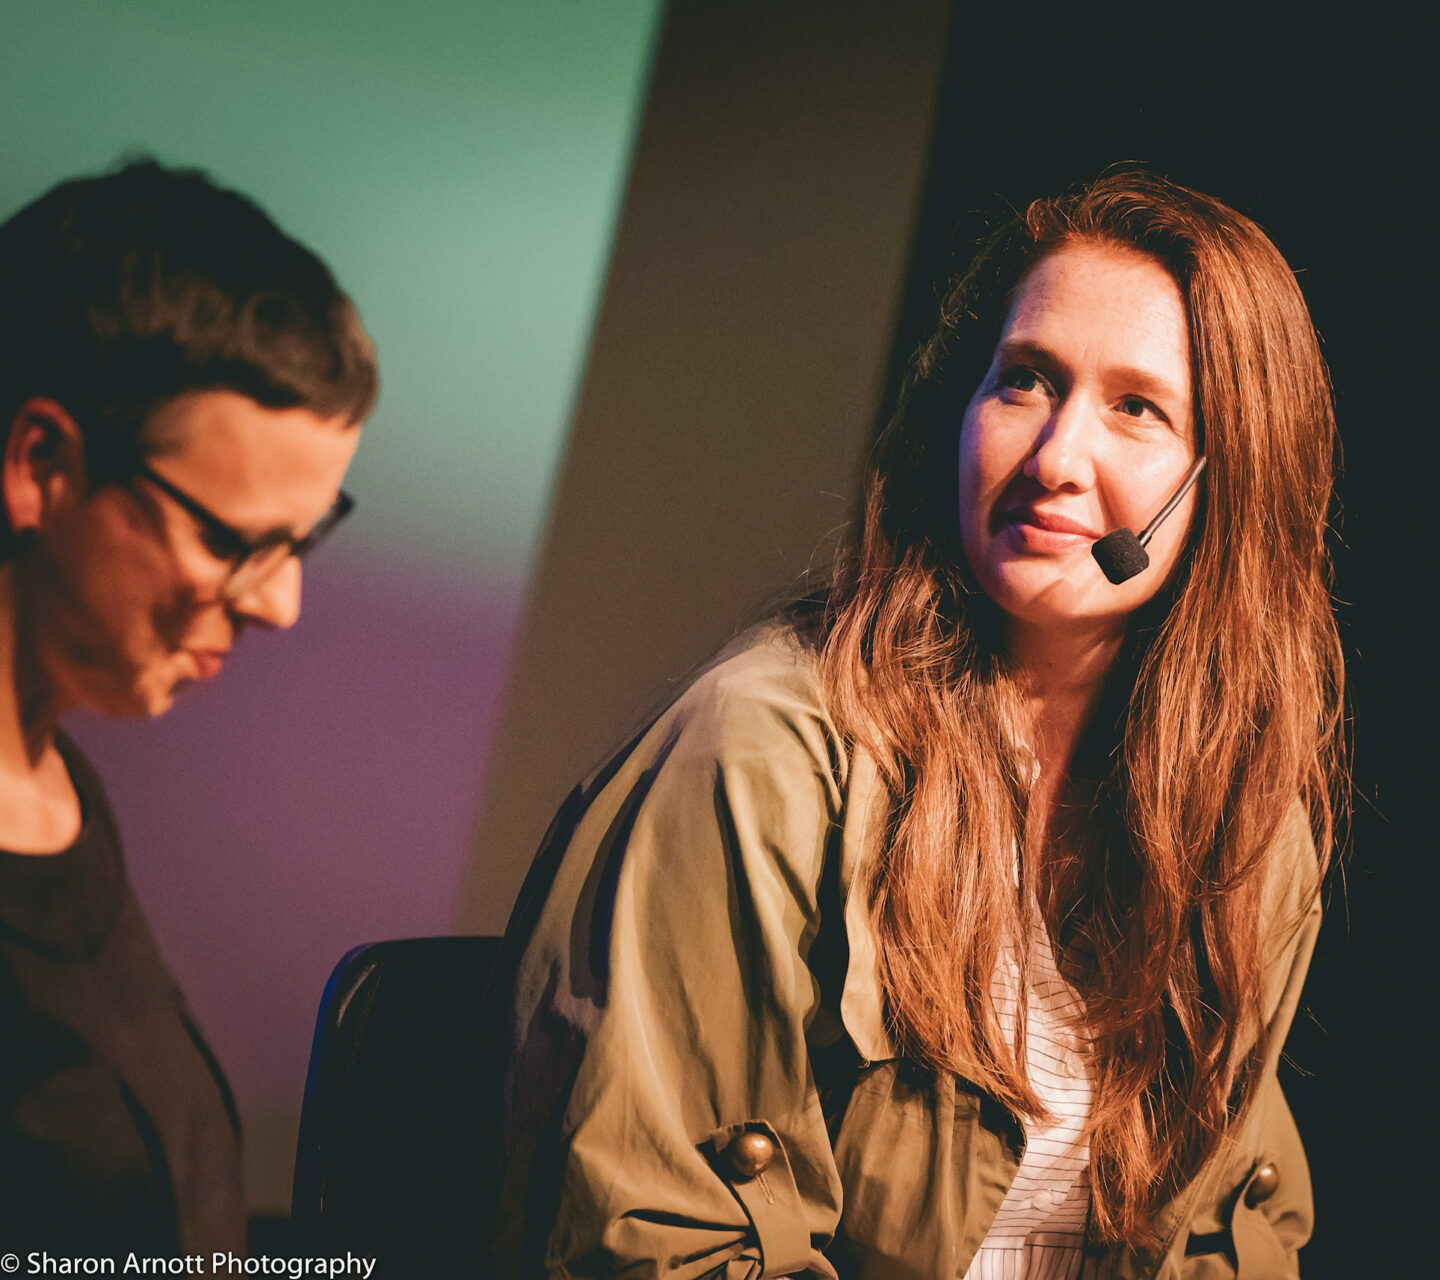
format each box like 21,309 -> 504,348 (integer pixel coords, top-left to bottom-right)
998,367 -> 1049,398
1116,395 -> 1164,422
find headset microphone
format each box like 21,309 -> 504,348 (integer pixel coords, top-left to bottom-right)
1091,456 -> 1206,585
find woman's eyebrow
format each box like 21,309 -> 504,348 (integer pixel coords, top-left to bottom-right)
993,338 -> 1056,368
1102,365 -> 1188,407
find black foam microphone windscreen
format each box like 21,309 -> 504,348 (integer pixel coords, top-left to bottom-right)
1091,456 -> 1206,586
1092,528 -> 1151,584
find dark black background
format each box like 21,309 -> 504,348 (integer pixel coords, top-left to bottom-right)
886,14 -> 1429,1276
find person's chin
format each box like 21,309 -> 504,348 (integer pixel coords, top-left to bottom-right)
984,563 -> 1120,629
983,556 -> 1086,608
126,671 -> 185,719
147,689 -> 181,718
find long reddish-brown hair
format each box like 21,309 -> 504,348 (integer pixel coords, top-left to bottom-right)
815,170 -> 1344,1244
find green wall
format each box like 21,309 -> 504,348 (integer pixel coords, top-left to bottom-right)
2,0 -> 662,575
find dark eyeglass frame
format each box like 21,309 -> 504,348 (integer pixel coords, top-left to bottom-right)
132,460 -> 355,602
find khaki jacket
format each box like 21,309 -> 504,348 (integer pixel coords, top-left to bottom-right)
497,625 -> 1320,1279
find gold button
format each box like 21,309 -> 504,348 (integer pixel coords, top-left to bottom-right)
726,1132 -> 775,1179
1244,1162 -> 1280,1207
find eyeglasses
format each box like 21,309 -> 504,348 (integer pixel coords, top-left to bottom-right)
133,461 -> 355,603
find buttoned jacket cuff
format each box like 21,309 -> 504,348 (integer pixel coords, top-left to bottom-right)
702,1120 -> 812,1278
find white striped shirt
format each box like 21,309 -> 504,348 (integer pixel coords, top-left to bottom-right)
963,889 -> 1097,1280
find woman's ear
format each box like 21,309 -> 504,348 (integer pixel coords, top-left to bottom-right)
3,398 -> 88,534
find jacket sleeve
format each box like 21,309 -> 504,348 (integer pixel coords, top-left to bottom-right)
1169,807 -> 1323,1280
496,661 -> 849,1279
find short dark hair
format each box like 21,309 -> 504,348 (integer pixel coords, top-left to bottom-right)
0,158 -> 378,481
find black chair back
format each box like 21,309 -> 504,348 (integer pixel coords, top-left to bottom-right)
292,936 -> 505,1276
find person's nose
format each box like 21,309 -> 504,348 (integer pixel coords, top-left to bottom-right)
230,556 -> 303,630
1021,392 -> 1099,492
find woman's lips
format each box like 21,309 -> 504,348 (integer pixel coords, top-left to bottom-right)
999,506 -> 1102,552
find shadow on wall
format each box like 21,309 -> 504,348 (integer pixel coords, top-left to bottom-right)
457,0 -> 955,940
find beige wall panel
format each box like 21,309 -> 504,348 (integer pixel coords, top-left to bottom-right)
460,2 -> 950,931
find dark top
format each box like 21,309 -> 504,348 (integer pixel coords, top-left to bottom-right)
0,734 -> 246,1255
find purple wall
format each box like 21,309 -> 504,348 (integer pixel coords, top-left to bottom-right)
66,547 -> 523,1203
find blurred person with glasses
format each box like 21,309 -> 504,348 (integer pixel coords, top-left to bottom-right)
0,160 -> 376,1254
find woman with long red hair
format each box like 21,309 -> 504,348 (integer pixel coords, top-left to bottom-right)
495,169 -> 1344,1279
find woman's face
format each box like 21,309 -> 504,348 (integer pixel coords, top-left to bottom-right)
957,243 -> 1198,642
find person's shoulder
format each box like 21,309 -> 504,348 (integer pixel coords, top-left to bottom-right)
1265,800 -> 1323,914
661,620 -> 841,768
558,620 -> 850,847
682,619 -> 826,704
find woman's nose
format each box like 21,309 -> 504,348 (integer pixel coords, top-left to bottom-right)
1021,394 -> 1099,492
230,556 -> 303,630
